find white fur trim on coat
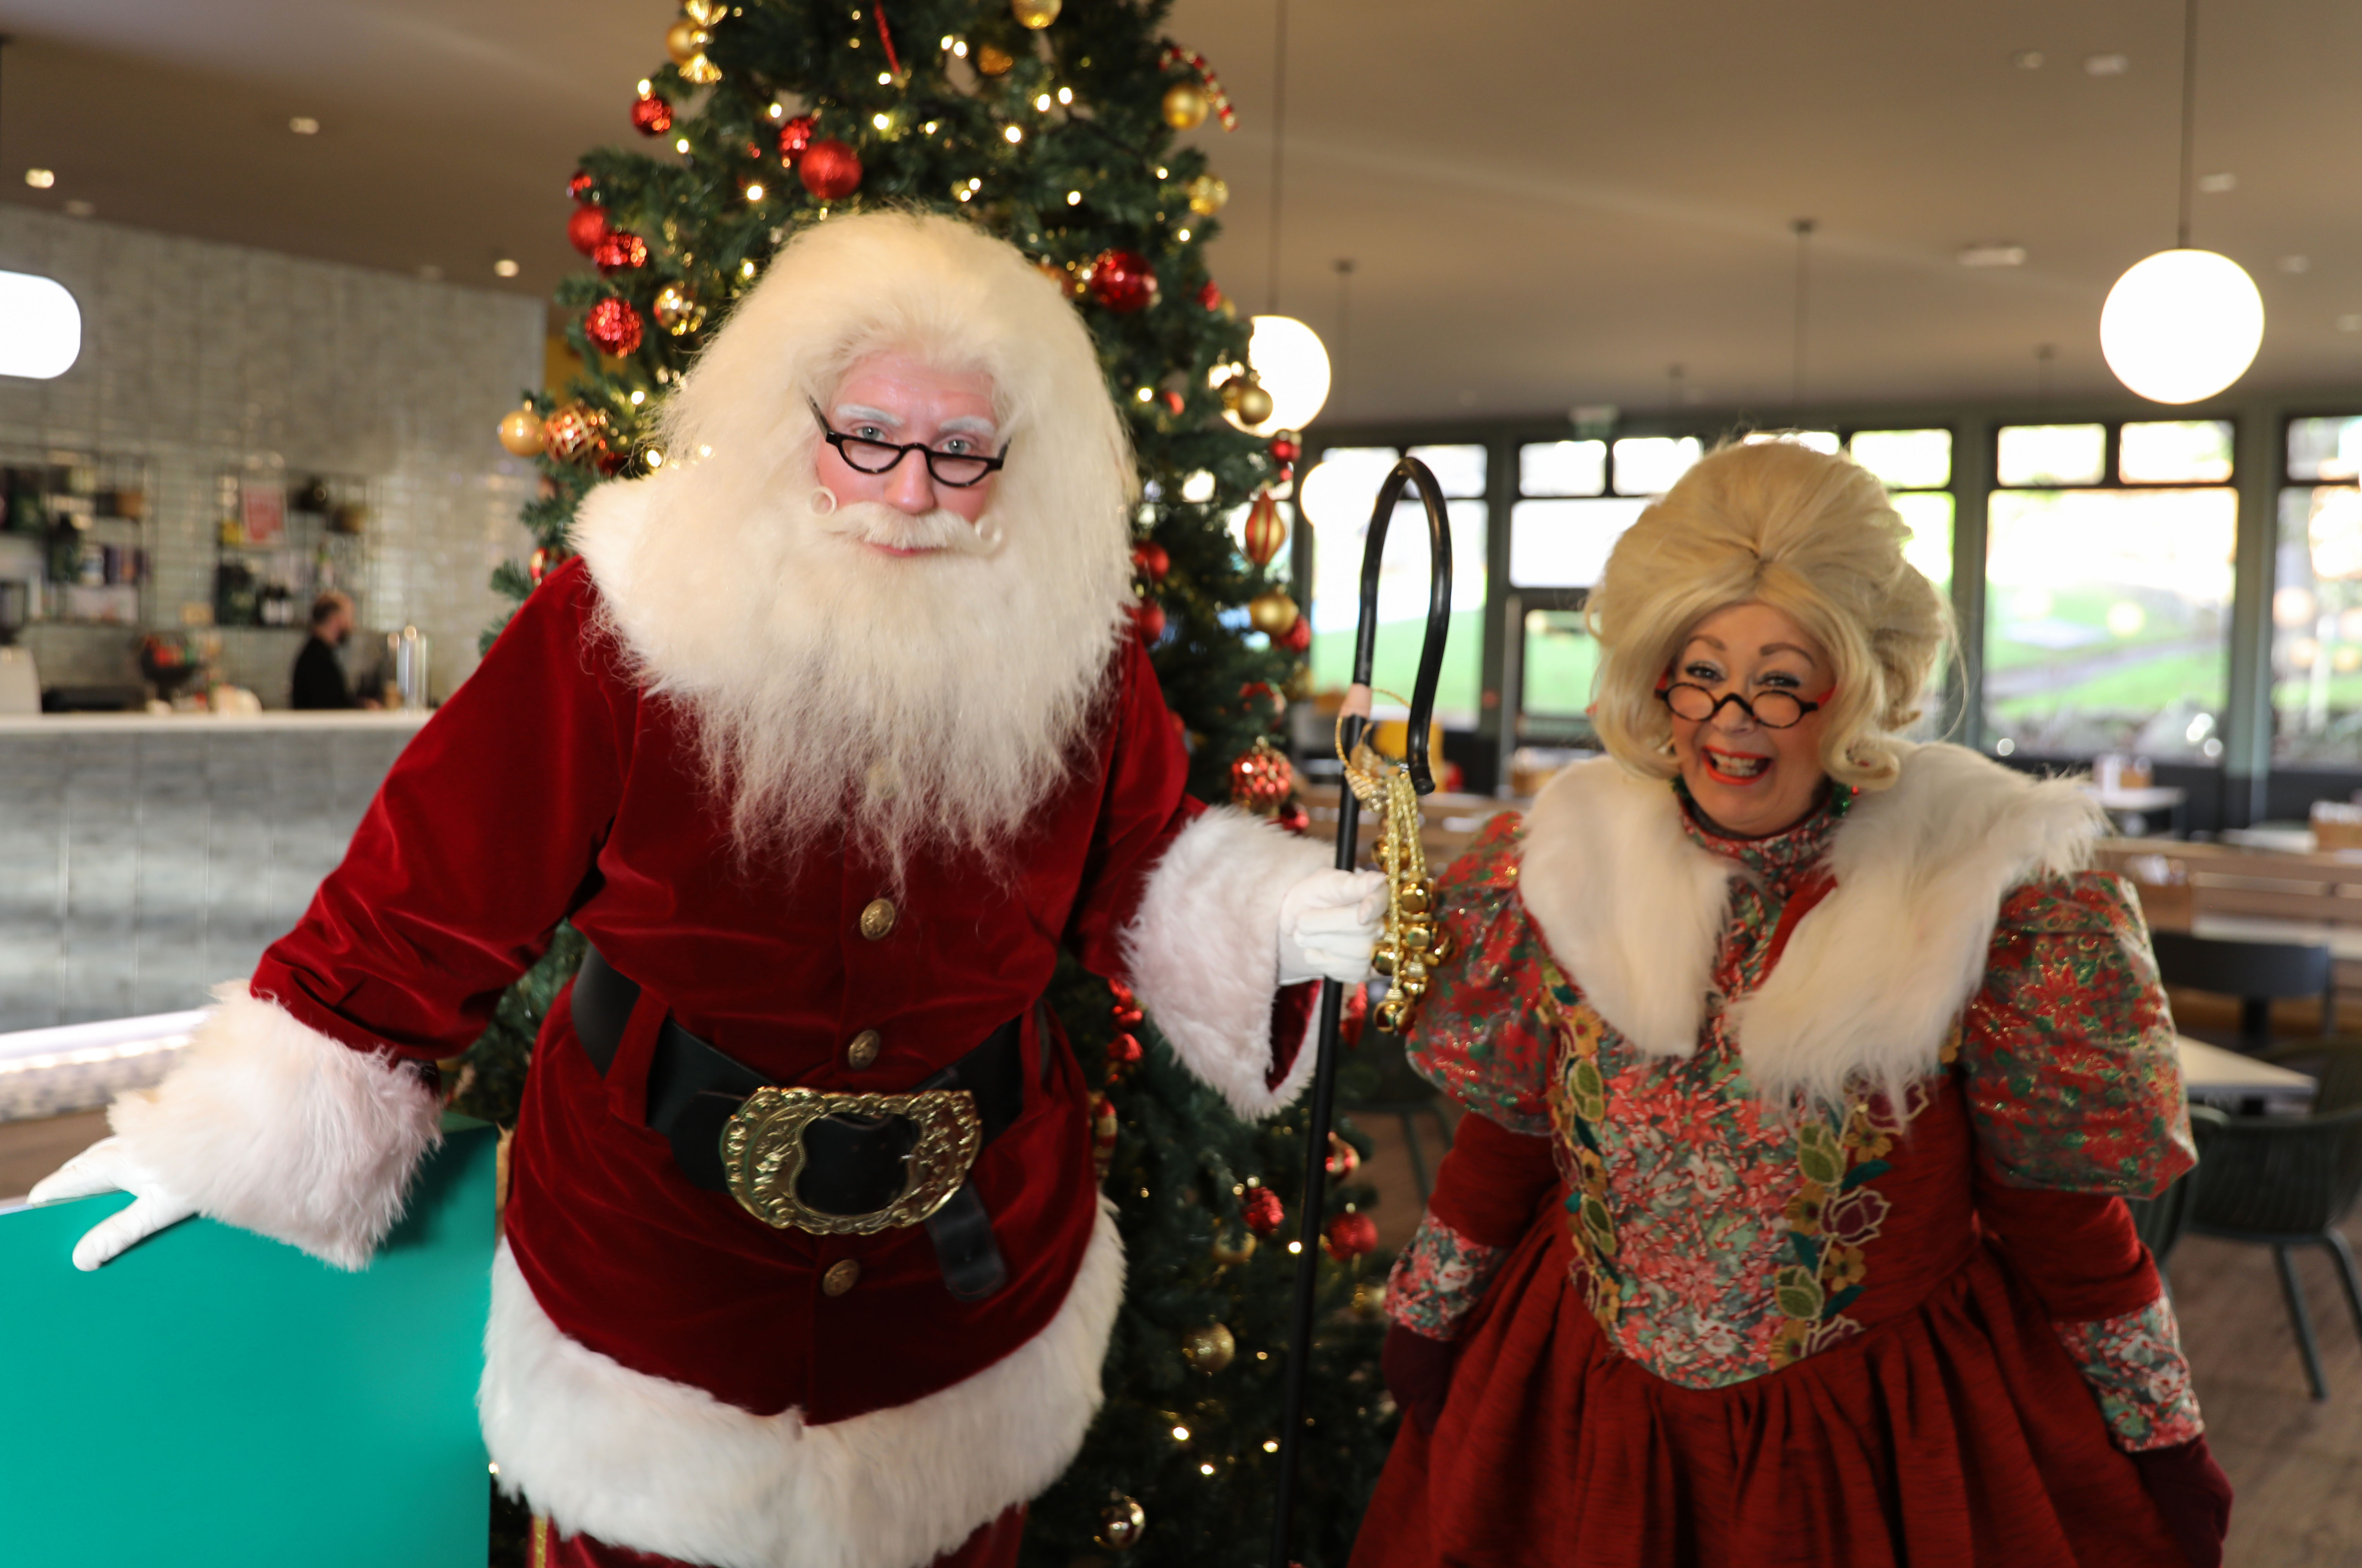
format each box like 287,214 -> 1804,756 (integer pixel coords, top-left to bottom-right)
1120,806 -> 1329,1119
105,981 -> 445,1271
480,1196 -> 1126,1568
1520,744 -> 2105,1107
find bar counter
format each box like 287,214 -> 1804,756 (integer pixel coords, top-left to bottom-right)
0,709 -> 432,1032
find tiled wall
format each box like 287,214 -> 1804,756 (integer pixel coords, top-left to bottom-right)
0,208 -> 544,705
0,725 -> 415,1030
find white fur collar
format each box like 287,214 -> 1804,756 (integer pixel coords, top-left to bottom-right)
1518,744 -> 2103,1107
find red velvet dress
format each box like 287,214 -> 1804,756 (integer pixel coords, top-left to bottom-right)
1356,797 -> 2203,1568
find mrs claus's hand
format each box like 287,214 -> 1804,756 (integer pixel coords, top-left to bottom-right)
26,1136 -> 199,1271
1277,868 -> 1388,986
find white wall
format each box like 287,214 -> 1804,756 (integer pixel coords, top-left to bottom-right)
0,207 -> 543,703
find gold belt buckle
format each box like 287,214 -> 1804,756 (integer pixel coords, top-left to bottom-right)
719,1087 -> 983,1234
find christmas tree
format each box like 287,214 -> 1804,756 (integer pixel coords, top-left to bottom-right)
454,2 -> 1398,1565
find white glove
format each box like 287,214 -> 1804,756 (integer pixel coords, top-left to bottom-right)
1277,868 -> 1388,986
26,1136 -> 199,1271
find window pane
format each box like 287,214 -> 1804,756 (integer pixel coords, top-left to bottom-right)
1849,428 -> 1952,489
2272,485 -> 2362,762
1996,424 -> 2106,487
1983,488 -> 2235,758
1404,443 -> 1486,499
1891,491 -> 1954,593
1521,608 -> 1600,722
1296,447 -> 1398,535
2121,420 -> 2233,483
1508,497 -> 1649,587
1741,430 -> 1840,454
1520,439 -> 1606,497
1309,497 -> 1488,727
1612,435 -> 1701,495
2288,416 -> 2362,482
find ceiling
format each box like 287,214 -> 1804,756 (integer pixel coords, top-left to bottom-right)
9,0 -> 2362,423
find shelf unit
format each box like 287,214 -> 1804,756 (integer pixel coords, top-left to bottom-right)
0,446 -> 156,630
210,470 -> 373,630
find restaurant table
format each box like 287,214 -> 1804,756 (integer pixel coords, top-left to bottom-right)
2193,913 -> 2362,962
2176,1034 -> 2319,1110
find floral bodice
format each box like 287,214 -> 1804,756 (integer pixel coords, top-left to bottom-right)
1386,795 -> 2202,1449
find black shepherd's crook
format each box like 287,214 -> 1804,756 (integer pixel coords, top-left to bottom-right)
1269,457 -> 1453,1568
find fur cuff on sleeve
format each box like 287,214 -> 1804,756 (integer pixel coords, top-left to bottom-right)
106,981 -> 444,1271
1121,807 -> 1330,1120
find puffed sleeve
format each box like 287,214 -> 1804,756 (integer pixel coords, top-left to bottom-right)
1403,814 -> 1557,1135
1956,871 -> 2196,1195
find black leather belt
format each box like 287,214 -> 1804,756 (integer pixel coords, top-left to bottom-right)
570,943 -> 1021,1301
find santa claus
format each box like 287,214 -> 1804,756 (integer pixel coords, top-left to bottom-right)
31,212 -> 1381,1568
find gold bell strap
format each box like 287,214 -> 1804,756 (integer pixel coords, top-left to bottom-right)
1335,684 -> 1451,1034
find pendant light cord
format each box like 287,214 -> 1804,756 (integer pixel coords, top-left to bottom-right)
2177,0 -> 2198,249
1791,218 -> 1815,410
1267,0 -> 1288,315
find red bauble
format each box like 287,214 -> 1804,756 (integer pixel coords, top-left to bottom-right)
631,95 -> 674,136
1088,249 -> 1157,313
799,138 -> 863,200
1241,1186 -> 1286,1238
1130,600 -> 1167,641
1132,542 -> 1170,581
1269,433 -> 1301,466
1227,741 -> 1295,814
778,113 -> 817,162
1197,280 -> 1224,311
566,205 -> 611,256
1325,1211 -> 1379,1260
1107,1032 -> 1144,1071
585,297 -> 644,356
1277,616 -> 1312,655
593,230 -> 649,275
567,170 -> 596,202
1276,799 -> 1312,837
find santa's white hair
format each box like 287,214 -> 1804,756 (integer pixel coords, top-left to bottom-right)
571,210 -> 1137,870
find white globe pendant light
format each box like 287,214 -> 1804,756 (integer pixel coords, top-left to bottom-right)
1225,315 -> 1330,435
2101,0 -> 2261,404
2100,248 -> 2263,404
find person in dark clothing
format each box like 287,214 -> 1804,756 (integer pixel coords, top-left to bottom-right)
291,591 -> 374,710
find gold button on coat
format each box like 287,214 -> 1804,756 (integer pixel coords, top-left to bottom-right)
859,898 -> 897,940
822,1259 -> 861,1296
846,1029 -> 882,1070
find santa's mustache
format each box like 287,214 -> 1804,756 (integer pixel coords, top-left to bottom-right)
814,497 -> 1003,557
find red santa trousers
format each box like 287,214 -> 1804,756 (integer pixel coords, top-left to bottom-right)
534,1506 -> 1025,1568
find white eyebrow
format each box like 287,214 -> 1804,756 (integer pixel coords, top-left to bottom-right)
833,402 -> 902,428
938,414 -> 999,438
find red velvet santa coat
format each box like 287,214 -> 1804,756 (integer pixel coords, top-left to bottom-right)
109,551 -> 1325,1568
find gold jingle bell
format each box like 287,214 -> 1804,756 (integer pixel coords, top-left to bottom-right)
1010,0 -> 1061,28
652,284 -> 706,336
1095,1496 -> 1147,1550
1180,1322 -> 1237,1374
1162,82 -> 1210,130
1210,1227 -> 1257,1266
974,41 -> 1016,76
497,405 -> 545,457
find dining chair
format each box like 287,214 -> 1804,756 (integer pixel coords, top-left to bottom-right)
2124,1152 -> 2204,1296
2150,929 -> 2334,1055
2185,1098 -> 2362,1401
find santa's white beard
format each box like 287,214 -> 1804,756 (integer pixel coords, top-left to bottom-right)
674,493 -> 1124,874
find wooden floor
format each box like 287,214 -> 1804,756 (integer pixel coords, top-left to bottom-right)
2,1101 -> 2353,1560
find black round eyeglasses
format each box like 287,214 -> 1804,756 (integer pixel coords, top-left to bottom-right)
1657,683 -> 1825,730
809,399 -> 1011,488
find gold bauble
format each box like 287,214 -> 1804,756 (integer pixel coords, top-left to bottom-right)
1210,1227 -> 1257,1266
974,41 -> 1016,76
1186,174 -> 1229,215
1223,376 -> 1274,428
497,406 -> 545,458
652,284 -> 707,336
1246,590 -> 1300,637
665,19 -> 710,63
1010,0 -> 1061,29
1161,82 -> 1210,131
1180,1322 -> 1237,1374
1095,1497 -> 1147,1550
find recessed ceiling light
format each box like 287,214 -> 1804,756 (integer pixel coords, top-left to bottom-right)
493,259 -> 520,279
2197,171 -> 2236,194
2011,50 -> 2044,70
62,200 -> 93,218
289,116 -> 320,136
1958,244 -> 2028,268
22,168 -> 53,189
2280,256 -> 2312,274
2084,53 -> 2130,76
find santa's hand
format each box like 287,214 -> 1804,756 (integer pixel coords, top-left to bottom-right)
26,1136 -> 199,1271
1277,868 -> 1388,985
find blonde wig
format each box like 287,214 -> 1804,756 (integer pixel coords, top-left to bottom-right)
1586,439 -> 1954,791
